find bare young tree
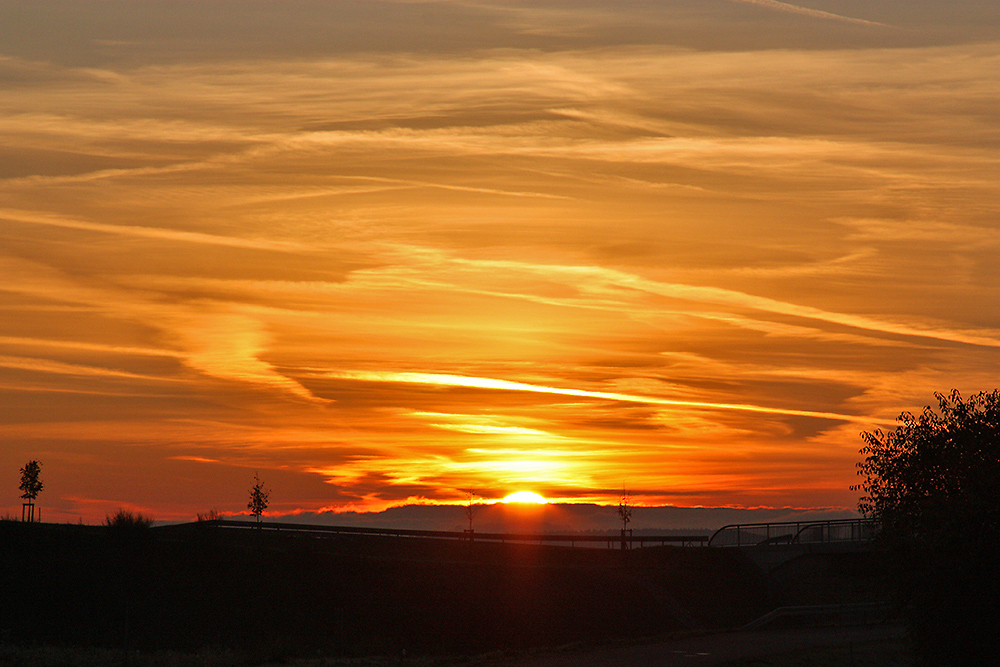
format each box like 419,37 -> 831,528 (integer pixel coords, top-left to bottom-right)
617,487 -> 632,550
247,471 -> 270,526
463,489 -> 481,540
19,460 -> 43,522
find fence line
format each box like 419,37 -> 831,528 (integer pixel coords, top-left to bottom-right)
708,518 -> 877,547
187,519 -> 708,548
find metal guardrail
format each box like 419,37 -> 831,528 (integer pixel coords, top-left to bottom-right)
185,519 -> 708,548
708,518 -> 876,547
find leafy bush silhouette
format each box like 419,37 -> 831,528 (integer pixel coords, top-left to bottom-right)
856,390 -> 1000,666
105,510 -> 153,545
105,509 -> 153,530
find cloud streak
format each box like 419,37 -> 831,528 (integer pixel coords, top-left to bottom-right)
448,258 -> 1000,349
0,210 -> 312,252
727,0 -> 888,27
327,370 -> 889,425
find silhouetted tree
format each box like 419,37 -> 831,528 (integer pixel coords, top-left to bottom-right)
19,460 -> 43,522
855,390 -> 1000,666
617,487 -> 632,550
463,489 -> 481,539
248,472 -> 269,525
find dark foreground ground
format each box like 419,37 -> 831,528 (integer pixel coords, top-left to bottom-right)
0,625 -> 911,667
486,624 -> 908,667
0,521 -> 897,665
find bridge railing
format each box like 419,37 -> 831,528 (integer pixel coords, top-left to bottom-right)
708,518 -> 876,547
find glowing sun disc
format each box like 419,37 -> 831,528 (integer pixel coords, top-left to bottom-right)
501,491 -> 548,504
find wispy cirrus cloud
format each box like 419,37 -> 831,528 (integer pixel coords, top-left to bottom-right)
446,258 -> 1000,349
0,354 -> 184,383
0,258 -> 326,403
2,1 -> 997,522
1,209 -> 312,252
727,0 -> 888,27
324,370 -> 892,425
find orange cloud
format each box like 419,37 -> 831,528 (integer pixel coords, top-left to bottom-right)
2,1 -> 997,523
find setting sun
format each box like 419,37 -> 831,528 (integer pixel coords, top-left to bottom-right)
501,492 -> 549,504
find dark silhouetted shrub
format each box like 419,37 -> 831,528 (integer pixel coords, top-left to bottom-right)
105,509 -> 153,529
856,390 -> 1000,666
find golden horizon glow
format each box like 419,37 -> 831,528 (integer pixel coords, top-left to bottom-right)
501,492 -> 549,505
2,1 -> 998,525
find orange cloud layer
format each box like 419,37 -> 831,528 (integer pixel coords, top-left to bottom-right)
2,1 -> 998,525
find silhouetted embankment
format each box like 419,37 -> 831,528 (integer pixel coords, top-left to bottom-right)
0,521 -> 879,659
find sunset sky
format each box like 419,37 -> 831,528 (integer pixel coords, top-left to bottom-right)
2,1 -> 998,525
